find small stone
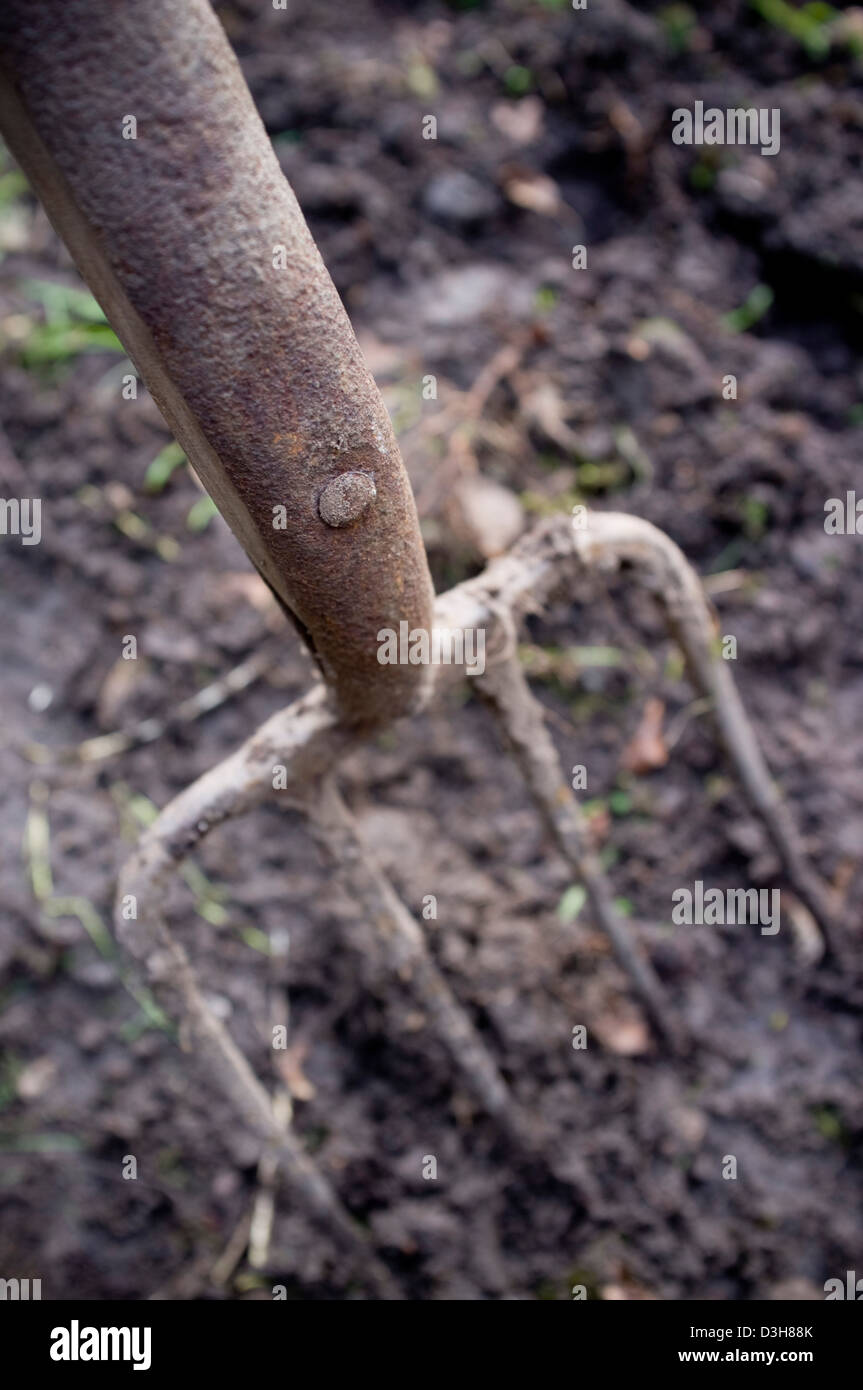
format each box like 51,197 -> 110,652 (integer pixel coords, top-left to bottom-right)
318,472 -> 377,527
17,1055 -> 57,1100
422,170 -> 500,225
446,473 -> 525,558
28,683 -> 53,713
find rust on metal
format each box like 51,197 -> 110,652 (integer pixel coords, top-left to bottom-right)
0,0 -> 435,727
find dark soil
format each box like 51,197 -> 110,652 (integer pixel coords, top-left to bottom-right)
1,0 -> 862,1300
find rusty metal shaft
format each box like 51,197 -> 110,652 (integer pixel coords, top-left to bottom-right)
0,0 -> 435,727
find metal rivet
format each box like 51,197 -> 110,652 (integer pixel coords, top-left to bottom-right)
318,472 -> 376,527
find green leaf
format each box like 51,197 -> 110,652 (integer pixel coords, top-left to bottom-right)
722,283 -> 774,334
144,441 -> 186,493
558,884 -> 587,924
186,495 -> 219,531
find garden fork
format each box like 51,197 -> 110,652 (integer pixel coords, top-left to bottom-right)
0,0 -> 841,1297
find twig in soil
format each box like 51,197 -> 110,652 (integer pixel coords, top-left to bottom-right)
249,931 -> 295,1272
20,645 -> 278,766
209,1209 -> 254,1294
25,782 -> 167,1030
249,1090 -> 291,1272
415,331 -> 530,512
